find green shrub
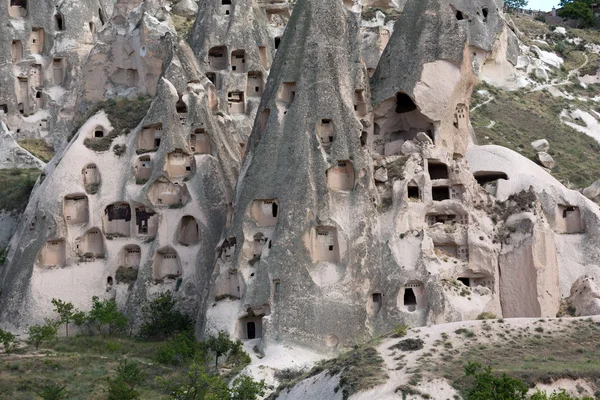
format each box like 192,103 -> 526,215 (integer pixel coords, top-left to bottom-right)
476,312 -> 496,320
139,291 -> 193,340
226,339 -> 252,371
392,323 -> 409,338
157,362 -> 229,399
390,338 -> 424,352
115,266 -> 138,285
154,330 -> 204,366
0,328 -> 17,353
18,139 -> 56,163
72,97 -> 151,145
107,360 -> 143,400
229,375 -> 266,400
36,383 -> 68,400
463,362 -> 528,400
455,328 -> 476,338
89,296 -> 128,336
0,169 -> 39,212
206,330 -> 236,369
28,320 -> 58,349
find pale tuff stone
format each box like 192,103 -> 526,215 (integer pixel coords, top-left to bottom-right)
531,139 -> 550,152
537,151 -> 556,169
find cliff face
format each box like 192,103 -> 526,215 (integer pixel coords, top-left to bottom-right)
0,0 -> 114,149
1,0 -> 599,359
0,1 -> 240,329
204,0 -> 546,352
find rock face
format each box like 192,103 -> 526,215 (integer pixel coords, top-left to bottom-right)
570,275 -> 600,317
0,0 -> 115,150
583,180 -> 600,203
1,0 -> 600,359
499,211 -> 560,318
0,2 -> 240,329
202,0 -> 561,351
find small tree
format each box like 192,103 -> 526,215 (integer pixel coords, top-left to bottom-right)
464,362 -> 528,400
505,0 -> 529,10
0,328 -> 18,354
28,320 -> 58,350
89,296 -> 128,336
0,329 -> 18,354
72,310 -> 93,336
140,291 -> 193,340
205,330 -> 234,370
36,383 -> 68,400
107,360 -> 144,400
51,299 -> 75,337
229,375 -> 266,400
157,362 -> 229,400
153,330 -> 206,366
559,0 -> 597,27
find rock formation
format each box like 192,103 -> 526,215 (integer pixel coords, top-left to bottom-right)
0,0 -> 240,329
570,275 -> 600,317
0,0 -> 600,361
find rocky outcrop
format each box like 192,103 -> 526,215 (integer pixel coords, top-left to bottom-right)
583,180 -> 600,203
499,212 -> 560,318
570,275 -> 600,316
2,0 -> 599,364
0,4 -> 240,330
0,0 -> 114,150
371,0 -> 512,156
202,0 -> 530,351
188,0 -> 275,149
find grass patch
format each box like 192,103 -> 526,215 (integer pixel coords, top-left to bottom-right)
0,336 -> 170,400
0,169 -> 39,212
74,97 -> 151,152
471,84 -> 600,189
422,319 -> 600,393
18,139 -> 55,163
172,15 -> 195,39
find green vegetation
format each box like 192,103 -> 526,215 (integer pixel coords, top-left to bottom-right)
0,168 -> 39,211
0,328 -> 17,354
559,0 -> 598,28
1,295 -> 264,400
505,0 -> 529,10
36,383 -> 68,400
172,15 -> 196,39
51,298 -> 75,338
362,7 -> 404,23
76,97 -> 151,152
89,296 -> 128,336
27,320 -> 59,350
106,360 -> 144,400
419,319 -> 600,395
471,84 -> 600,188
115,266 -> 138,285
18,139 -> 56,163
139,291 -> 193,340
463,362 -> 595,399
477,312 -> 497,320
274,340 -> 387,400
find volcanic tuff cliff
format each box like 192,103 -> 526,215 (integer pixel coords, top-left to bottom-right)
1,0 -> 600,373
